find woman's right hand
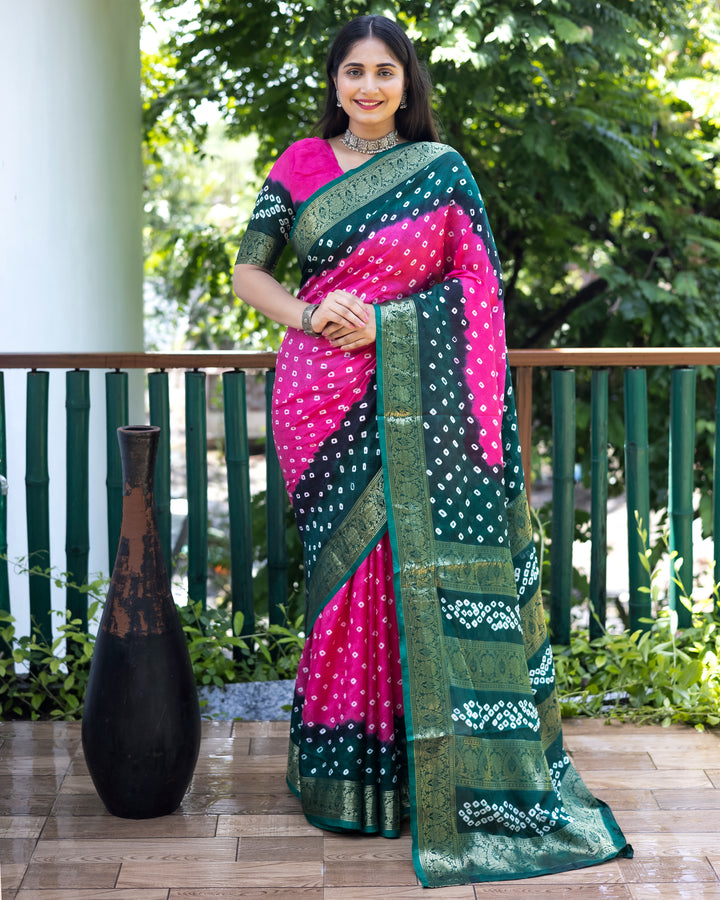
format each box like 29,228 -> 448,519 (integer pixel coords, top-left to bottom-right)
311,290 -> 369,335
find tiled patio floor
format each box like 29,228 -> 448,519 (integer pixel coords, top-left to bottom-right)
2,716 -> 720,898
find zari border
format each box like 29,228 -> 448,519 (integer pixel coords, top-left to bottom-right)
291,142 -> 450,262
305,469 -> 388,631
288,740 -> 402,836
375,301 -> 430,886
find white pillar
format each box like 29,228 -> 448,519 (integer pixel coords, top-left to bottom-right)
0,0 -> 143,640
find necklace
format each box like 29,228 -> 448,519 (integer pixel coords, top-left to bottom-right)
341,128 -> 398,155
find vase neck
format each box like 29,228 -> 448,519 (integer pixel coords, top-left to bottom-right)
117,426 -> 160,494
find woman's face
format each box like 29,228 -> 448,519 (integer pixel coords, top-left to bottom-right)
334,36 -> 406,138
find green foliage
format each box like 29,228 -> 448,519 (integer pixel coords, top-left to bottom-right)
145,0 -> 720,342
554,521 -> 720,729
177,601 -> 305,686
0,607 -> 97,721
554,601 -> 720,729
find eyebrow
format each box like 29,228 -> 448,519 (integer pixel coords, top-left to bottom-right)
342,60 -> 399,69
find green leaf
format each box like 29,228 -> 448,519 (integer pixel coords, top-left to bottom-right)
547,14 -> 592,45
677,659 -> 703,690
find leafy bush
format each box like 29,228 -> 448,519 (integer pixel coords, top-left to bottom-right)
554,526 -> 720,730
0,606 -> 97,721
553,604 -> 720,730
177,600 -> 305,687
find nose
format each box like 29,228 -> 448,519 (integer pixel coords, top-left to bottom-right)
359,74 -> 380,93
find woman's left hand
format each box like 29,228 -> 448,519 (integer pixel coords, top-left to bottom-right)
323,314 -> 376,349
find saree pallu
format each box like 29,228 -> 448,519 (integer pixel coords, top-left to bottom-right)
236,140 -> 632,886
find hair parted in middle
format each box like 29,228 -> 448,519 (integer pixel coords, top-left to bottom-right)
316,15 -> 440,143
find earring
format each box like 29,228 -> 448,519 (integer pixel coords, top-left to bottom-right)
336,90 -> 342,108
399,91 -> 408,109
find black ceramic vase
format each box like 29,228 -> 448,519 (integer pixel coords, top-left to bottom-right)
82,425 -> 201,818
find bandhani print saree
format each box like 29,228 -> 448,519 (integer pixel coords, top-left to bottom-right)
235,138 -> 632,887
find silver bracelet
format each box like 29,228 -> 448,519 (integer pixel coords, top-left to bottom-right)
301,304 -> 321,336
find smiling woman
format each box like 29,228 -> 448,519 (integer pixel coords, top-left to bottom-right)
230,13 -> 632,889
333,36 -> 407,147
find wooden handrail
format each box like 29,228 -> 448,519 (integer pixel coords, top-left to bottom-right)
2,347 -> 720,370
509,348 -> 720,366
0,351 -> 278,370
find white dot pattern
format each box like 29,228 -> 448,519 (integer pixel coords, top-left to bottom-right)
451,698 -> 540,733
458,797 -> 574,835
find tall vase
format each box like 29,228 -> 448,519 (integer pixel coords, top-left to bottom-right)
82,425 -> 201,818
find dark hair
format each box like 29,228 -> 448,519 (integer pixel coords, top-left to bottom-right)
317,15 -> 439,143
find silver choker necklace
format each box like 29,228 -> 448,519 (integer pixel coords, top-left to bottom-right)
341,128 -> 398,155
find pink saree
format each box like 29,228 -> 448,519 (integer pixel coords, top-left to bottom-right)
235,138 -> 631,887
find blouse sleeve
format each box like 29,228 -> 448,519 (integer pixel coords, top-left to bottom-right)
234,145 -> 297,272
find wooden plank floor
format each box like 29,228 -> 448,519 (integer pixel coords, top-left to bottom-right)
2,716 -> 720,898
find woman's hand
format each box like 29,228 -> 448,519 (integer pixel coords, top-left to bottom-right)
323,316 -> 377,349
313,290 -> 376,349
232,268 -> 374,346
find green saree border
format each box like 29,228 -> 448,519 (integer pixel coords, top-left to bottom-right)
305,469 -> 388,631
288,740 -> 403,836
291,142 -> 450,262
375,299 -> 427,882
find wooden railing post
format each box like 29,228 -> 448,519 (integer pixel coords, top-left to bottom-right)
65,369 -> 90,634
550,369 -> 575,644
624,368 -> 652,630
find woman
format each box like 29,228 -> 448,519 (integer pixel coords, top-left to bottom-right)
233,14 -> 632,888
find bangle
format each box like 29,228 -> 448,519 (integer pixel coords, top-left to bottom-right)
301,304 -> 321,336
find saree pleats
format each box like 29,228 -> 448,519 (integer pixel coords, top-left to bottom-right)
287,533 -> 409,836
236,139 -> 631,886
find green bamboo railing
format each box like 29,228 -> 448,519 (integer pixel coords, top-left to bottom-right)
265,370 -> 289,627
549,369 -> 575,645
715,370 -> 720,609
185,371 -> 208,609
589,369 -> 609,641
1,348 -> 720,653
223,370 -> 254,647
26,370 -> 52,645
0,372 -> 10,658
669,368 -> 696,626
148,371 -> 172,575
623,368 -> 652,630
105,371 -> 128,573
65,370 -> 90,634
